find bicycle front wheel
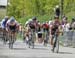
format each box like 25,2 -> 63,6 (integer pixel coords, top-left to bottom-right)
53,35 -> 59,53
9,35 -> 14,49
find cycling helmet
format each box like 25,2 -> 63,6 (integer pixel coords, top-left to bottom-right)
72,17 -> 75,22
4,16 -> 9,20
25,21 -> 29,25
10,16 -> 15,23
28,19 -> 32,22
32,17 -> 37,20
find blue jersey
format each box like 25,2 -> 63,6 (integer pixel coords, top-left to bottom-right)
1,19 -> 8,29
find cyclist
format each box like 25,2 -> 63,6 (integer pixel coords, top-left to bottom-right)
70,18 -> 75,30
23,19 -> 31,44
1,16 -> 9,30
50,16 -> 61,50
6,16 -> 19,42
62,17 -> 68,25
28,17 -> 38,48
1,16 -> 9,43
42,21 -> 49,45
29,17 -> 38,31
37,21 -> 43,43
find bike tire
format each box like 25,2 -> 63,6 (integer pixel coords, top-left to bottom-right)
52,35 -> 59,53
9,35 -> 13,49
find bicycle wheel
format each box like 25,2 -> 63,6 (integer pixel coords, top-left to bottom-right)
32,32 -> 35,49
3,31 -> 6,44
44,31 -> 47,46
9,34 -> 14,49
56,38 -> 59,53
52,35 -> 59,53
28,30 -> 34,49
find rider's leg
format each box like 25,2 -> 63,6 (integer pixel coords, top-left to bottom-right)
13,32 -> 16,42
50,35 -> 54,46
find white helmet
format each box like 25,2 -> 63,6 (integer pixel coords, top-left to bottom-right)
49,21 -> 53,24
25,21 -> 29,25
25,19 -> 32,25
28,19 -> 32,22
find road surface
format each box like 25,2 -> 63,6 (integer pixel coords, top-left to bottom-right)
0,40 -> 75,58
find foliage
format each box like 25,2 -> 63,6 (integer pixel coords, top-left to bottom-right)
7,0 -> 75,24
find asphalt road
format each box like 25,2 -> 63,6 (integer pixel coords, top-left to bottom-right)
0,40 -> 75,58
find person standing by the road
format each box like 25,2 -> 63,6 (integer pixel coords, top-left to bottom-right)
54,5 -> 60,18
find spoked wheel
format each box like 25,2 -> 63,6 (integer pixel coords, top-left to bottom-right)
9,40 -> 13,49
28,38 -> 34,49
44,40 -> 47,46
43,31 -> 49,46
31,31 -> 35,49
28,39 -> 32,48
9,42 -> 13,49
9,35 -> 14,49
52,36 -> 59,53
3,32 -> 7,45
32,41 -> 34,49
28,40 -> 34,49
3,37 -> 7,44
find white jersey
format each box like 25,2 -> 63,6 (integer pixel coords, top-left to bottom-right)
62,23 -> 70,32
6,19 -> 19,26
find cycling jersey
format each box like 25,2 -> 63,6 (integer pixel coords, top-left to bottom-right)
29,20 -> 38,29
51,20 -> 60,35
6,20 -> 19,32
1,19 -> 8,29
29,21 -> 35,29
42,23 -> 49,29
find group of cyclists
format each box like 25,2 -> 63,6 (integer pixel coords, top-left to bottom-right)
0,5 -> 75,53
0,14 -> 75,52
0,16 -> 19,46
24,14 -> 75,51
24,15 -> 61,50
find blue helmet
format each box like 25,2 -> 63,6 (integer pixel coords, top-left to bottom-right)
10,16 -> 15,23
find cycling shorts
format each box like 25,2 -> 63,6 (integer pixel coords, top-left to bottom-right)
9,25 -> 16,32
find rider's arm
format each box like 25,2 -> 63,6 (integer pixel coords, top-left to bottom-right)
6,23 -> 9,32
15,21 -> 20,32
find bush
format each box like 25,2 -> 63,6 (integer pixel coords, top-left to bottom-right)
18,15 -> 52,25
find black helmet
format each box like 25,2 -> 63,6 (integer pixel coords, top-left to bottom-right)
72,17 -> 75,22
32,17 -> 37,20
